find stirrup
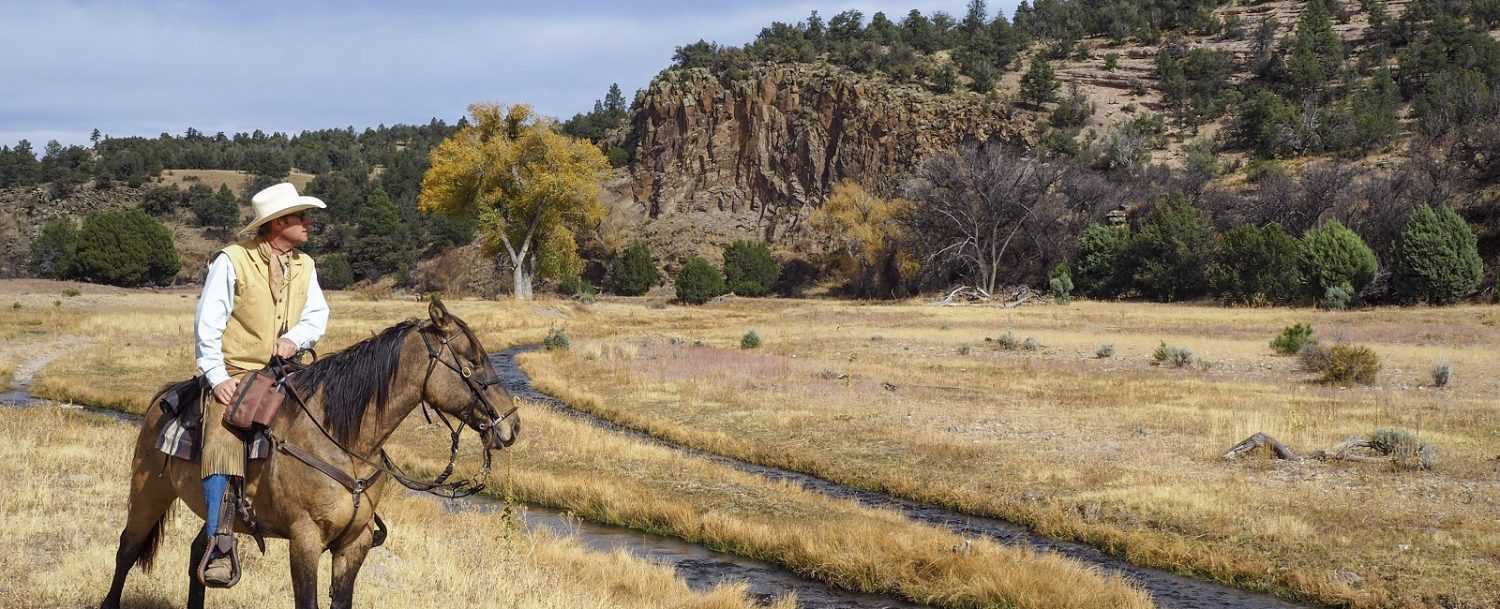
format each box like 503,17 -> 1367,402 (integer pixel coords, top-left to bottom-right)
196,534 -> 241,589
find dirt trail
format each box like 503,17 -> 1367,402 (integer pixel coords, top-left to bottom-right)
494,346 -> 1312,609
3,334 -> 83,390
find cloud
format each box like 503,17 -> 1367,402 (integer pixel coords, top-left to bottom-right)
0,1 -> 1005,147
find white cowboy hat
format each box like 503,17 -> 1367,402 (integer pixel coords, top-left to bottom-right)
241,183 -> 326,235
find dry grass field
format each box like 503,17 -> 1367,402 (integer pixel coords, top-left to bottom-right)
156,169 -> 315,196
519,299 -> 1500,609
0,280 -> 1150,609
0,406 -> 787,609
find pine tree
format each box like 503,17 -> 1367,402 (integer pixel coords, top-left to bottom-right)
675,257 -> 725,305
606,240 -> 658,296
1299,219 -> 1378,302
722,240 -> 779,296
1390,205 -> 1482,303
1284,0 -> 1344,98
1020,56 -> 1059,106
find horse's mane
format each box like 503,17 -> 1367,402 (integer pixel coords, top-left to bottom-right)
290,319 -> 422,444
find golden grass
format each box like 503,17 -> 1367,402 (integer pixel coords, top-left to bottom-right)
156,169 -> 315,196
393,401 -> 1152,609
0,404 -> 794,609
518,298 -> 1500,609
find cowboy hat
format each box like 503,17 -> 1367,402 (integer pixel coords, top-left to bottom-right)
241,183 -> 326,235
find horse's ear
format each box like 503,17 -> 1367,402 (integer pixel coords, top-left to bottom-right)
428,298 -> 454,332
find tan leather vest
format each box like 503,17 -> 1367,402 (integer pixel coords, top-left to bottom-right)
219,239 -> 312,372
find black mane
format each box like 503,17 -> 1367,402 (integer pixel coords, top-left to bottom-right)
290,319 -> 422,443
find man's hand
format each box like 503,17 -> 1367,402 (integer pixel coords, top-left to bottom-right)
274,337 -> 298,359
212,378 -> 240,405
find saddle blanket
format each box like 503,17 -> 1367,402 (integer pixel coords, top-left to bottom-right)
153,377 -> 271,461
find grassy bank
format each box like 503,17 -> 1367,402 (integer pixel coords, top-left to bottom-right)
519,299 -> 1500,609
0,406 -> 787,609
3,281 -> 1153,609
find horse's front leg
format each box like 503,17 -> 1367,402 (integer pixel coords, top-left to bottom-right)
329,525 -> 374,609
288,520 -> 327,609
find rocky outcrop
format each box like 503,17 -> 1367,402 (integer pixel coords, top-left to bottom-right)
0,185 -> 146,278
622,64 -> 1027,247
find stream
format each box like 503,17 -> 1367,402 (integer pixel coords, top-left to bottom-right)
494,346 -> 1312,609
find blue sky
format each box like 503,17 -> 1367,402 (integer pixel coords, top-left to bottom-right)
0,0 -> 1019,149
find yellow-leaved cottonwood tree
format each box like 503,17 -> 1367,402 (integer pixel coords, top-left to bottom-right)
419,103 -> 609,299
808,181 -> 917,298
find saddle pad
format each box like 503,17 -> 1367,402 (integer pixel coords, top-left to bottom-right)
155,381 -> 271,462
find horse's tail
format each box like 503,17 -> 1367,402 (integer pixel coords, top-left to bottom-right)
135,503 -> 172,573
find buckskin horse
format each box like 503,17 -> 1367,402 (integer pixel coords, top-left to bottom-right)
100,300 -> 520,609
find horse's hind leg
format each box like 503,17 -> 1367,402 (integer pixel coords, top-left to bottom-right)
329,526 -> 374,609
186,530 -> 207,609
100,453 -> 178,609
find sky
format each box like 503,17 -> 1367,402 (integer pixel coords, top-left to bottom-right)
0,0 -> 1021,149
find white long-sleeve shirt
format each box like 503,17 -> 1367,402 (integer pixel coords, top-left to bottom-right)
194,253 -> 329,388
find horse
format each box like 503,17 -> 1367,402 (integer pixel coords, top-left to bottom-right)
100,300 -> 520,609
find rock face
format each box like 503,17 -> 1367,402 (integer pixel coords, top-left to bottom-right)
622,64 -> 1027,248
0,185 -> 145,278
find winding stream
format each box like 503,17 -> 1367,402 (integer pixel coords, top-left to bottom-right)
494,346 -> 1312,609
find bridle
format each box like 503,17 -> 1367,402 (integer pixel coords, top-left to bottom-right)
416,320 -> 520,446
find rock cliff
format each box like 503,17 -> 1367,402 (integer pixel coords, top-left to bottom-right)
621,63 -> 1027,250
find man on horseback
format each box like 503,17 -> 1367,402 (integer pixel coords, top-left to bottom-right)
193,182 -> 328,586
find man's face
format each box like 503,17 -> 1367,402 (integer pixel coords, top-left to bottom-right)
273,211 -> 312,246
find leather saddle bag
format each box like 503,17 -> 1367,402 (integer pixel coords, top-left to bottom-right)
224,370 -> 284,430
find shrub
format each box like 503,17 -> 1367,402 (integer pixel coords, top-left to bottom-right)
1322,282 -> 1354,310
319,253 -> 355,290
1104,52 -> 1120,70
1321,344 -> 1380,385
607,240 -> 659,296
1298,342 -> 1333,373
27,218 -> 80,279
722,240 -> 778,297
72,209 -> 180,287
1390,205 -> 1483,304
62,288 -> 80,297
1096,344 -> 1115,358
1299,219 -> 1377,303
1154,342 -> 1198,367
1210,223 -> 1302,304
1270,323 -> 1315,355
1432,360 -> 1452,388
1022,337 -> 1042,351
958,343 -> 972,355
1368,429 -> 1437,471
1130,194 -> 1214,301
741,330 -> 762,349
675,256 -> 725,305
543,327 -> 570,351
1049,261 -> 1074,304
997,331 -> 1020,350
1075,224 -> 1132,298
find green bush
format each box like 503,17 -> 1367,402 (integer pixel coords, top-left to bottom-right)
1321,344 -> 1381,385
1270,323 -> 1315,355
1299,219 -> 1377,304
741,330 -> 762,349
543,327 -> 570,351
996,331 -> 1020,350
722,240 -> 778,297
1390,205 -> 1483,304
72,209 -> 180,287
607,240 -> 658,296
1074,224 -> 1132,298
1210,223 -> 1302,304
1049,261 -> 1074,304
319,253 -> 354,290
1095,344 -> 1115,358
28,219 -> 79,279
1022,337 -> 1042,351
1368,428 -> 1437,471
1130,194 -> 1214,301
1322,282 -> 1355,310
1154,341 -> 1198,367
675,257 -> 725,305
1432,360 -> 1452,388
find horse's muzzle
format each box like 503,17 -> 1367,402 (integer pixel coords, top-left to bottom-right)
484,413 -> 520,449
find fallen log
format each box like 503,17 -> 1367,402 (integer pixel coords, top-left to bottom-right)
1222,430 -> 1436,470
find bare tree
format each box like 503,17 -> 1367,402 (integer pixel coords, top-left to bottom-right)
899,145 -> 1071,293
